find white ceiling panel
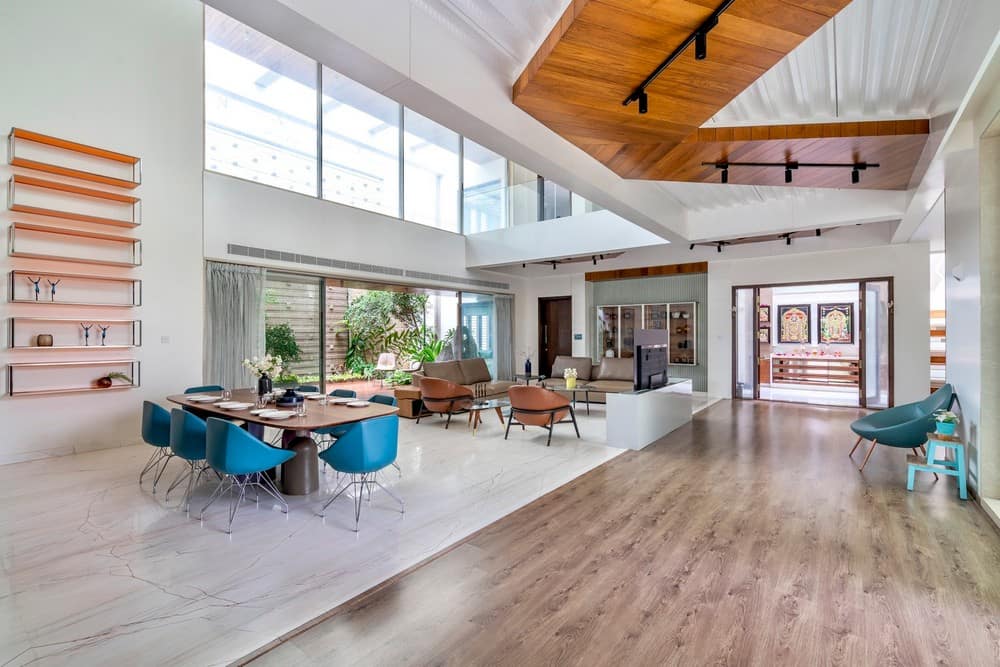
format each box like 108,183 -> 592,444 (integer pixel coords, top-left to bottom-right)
658,182 -> 828,212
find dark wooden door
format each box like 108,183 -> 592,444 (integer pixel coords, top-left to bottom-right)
538,296 -> 572,377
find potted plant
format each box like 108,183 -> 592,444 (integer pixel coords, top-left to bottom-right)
96,371 -> 132,388
243,354 -> 283,396
933,409 -> 959,436
564,366 -> 578,390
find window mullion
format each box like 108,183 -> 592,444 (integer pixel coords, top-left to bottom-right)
315,62 -> 323,199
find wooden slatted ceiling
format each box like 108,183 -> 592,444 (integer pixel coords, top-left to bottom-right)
513,0 -> 855,182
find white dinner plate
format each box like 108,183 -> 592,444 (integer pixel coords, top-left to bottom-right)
305,394 -> 326,400
218,402 -> 253,410
346,401 -> 370,408
297,391 -> 323,397
261,410 -> 295,420
188,395 -> 220,403
327,397 -> 355,404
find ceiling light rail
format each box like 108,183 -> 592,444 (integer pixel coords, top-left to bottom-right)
622,0 -> 735,113
702,160 -> 879,185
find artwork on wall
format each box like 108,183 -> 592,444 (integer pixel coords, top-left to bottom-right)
758,304 -> 770,324
758,327 -> 770,343
819,303 -> 854,344
778,304 -> 811,343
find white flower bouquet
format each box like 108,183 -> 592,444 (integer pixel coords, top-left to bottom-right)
243,354 -> 283,378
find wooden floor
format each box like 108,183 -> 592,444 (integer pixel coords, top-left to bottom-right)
250,401 -> 1000,666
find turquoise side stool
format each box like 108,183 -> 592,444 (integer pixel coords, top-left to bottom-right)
907,431 -> 968,500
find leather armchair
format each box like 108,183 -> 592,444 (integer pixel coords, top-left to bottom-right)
417,376 -> 474,429
505,385 -> 580,446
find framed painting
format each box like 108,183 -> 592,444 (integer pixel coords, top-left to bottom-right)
819,303 -> 854,344
758,327 -> 770,343
778,304 -> 811,344
758,304 -> 770,324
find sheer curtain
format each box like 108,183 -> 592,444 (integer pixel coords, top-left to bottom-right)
205,262 -> 265,389
494,294 -> 515,381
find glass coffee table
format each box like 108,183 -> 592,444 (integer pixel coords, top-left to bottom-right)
566,385 -> 593,415
468,398 -> 510,435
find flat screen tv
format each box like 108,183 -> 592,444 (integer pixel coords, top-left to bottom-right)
635,343 -> 669,391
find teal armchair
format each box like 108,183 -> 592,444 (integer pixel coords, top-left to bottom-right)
849,384 -> 955,471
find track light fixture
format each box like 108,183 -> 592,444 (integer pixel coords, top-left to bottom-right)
705,160 -> 879,185
689,243 -> 695,250
623,0 -> 734,112
592,255 -> 597,266
552,262 -> 557,270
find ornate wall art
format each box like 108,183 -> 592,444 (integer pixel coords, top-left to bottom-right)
778,304 -> 811,344
819,303 -> 854,344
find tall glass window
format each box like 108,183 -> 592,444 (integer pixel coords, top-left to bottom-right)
264,272 -> 323,387
403,109 -> 460,232
205,7 -> 318,195
460,292 -> 497,378
321,67 -> 400,217
462,139 -> 507,234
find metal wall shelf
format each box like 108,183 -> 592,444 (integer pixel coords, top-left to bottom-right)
7,175 -> 141,228
8,222 -> 141,267
8,128 -> 141,189
6,359 -> 140,396
8,317 -> 141,349
9,270 -> 141,307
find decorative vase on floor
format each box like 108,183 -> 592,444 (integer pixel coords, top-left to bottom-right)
936,421 -> 956,436
257,374 -> 272,396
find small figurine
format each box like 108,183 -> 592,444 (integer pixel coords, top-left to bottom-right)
47,279 -> 61,301
26,276 -> 42,301
81,323 -> 94,347
98,324 -> 110,346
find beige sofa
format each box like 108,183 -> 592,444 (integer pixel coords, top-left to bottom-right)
412,358 -> 515,400
541,355 -> 634,399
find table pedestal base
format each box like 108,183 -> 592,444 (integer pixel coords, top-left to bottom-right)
281,430 -> 319,495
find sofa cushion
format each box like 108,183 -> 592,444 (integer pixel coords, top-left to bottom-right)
422,360 -> 465,385
550,355 -> 593,381
458,358 -> 492,384
595,357 -> 634,381
584,379 -> 633,393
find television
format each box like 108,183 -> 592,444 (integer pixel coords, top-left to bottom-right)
635,343 -> 669,391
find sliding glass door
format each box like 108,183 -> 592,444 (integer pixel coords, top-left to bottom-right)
860,279 -> 893,408
459,292 -> 496,377
733,287 -> 758,399
264,272 -> 323,388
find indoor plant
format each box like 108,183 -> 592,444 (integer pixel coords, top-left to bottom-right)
564,366 -> 578,390
933,409 -> 959,436
243,354 -> 283,395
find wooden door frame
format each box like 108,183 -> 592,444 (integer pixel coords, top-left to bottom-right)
538,295 -> 572,377
731,276 -> 894,408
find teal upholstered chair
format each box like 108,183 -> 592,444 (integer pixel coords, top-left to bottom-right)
165,409 -> 210,511
849,384 -> 955,471
140,401 -> 173,492
329,388 -> 357,398
185,385 -> 224,394
296,385 -> 320,393
318,415 -> 403,531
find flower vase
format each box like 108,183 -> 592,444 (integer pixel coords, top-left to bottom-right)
525,358 -> 532,376
935,421 -> 956,436
565,376 -> 577,390
257,374 -> 272,396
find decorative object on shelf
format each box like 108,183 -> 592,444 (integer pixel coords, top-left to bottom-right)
778,304 -> 811,344
524,356 -> 532,376
758,327 -> 770,344
933,409 -> 959,436
818,303 -> 854,344
80,323 -> 93,346
758,305 -> 770,324
35,334 -> 53,347
96,371 -> 132,388
46,278 -> 60,301
243,354 -> 282,396
27,276 -> 41,301
98,324 -> 110,346
564,366 -> 578,390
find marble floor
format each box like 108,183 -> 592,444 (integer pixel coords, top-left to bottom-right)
0,409 -> 621,666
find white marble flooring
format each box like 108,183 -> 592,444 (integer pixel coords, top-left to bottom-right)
0,410 -> 621,666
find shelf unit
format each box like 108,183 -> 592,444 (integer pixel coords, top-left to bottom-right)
7,175 -> 141,228
9,270 -> 141,307
8,222 -> 141,267
597,301 -> 697,366
7,359 -> 140,396
8,317 -> 141,349
771,357 -> 860,387
8,128 -> 141,189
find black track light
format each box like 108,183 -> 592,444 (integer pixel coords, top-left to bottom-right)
592,255 -> 597,266
786,235 -> 792,246
784,168 -> 793,184
695,31 -> 707,60
521,263 -> 526,268
716,242 -> 723,253
851,168 -> 860,184
638,90 -> 648,114
816,229 -> 822,237
721,167 -> 729,184
689,243 -> 695,250
552,262 -> 557,270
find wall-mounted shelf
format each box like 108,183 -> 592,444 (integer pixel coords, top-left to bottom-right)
9,270 -> 141,307
8,317 -> 141,349
8,222 -> 141,267
8,128 -> 141,189
7,359 -> 140,396
7,175 -> 141,228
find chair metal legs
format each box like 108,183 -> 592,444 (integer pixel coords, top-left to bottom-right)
139,447 -> 174,492
318,470 -> 404,532
199,471 -> 289,534
164,460 -> 212,511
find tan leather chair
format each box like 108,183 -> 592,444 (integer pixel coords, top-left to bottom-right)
417,377 -> 474,429
505,385 -> 580,446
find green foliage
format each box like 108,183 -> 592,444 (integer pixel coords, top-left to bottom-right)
265,322 -> 302,362
404,328 -> 446,362
388,370 -> 413,385
342,291 -> 435,368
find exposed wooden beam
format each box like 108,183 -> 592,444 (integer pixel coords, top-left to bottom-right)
586,261 -> 708,282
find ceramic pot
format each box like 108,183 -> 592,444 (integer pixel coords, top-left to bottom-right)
36,334 -> 53,347
935,421 -> 957,436
96,376 -> 113,389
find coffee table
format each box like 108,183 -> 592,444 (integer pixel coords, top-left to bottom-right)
567,385 -> 593,415
514,374 -> 544,385
468,398 -> 510,435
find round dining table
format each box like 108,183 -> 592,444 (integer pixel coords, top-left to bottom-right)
167,388 -> 398,495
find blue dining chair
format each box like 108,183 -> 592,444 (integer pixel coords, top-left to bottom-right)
296,385 -> 320,393
200,418 -> 295,534
140,401 -> 173,492
313,389 -> 360,449
185,385 -> 224,394
368,394 -> 401,477
329,388 -> 357,398
165,409 -> 210,512
318,415 -> 403,531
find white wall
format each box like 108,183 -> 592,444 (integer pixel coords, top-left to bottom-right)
707,244 -> 930,403
0,0 -> 205,464
512,274 -> 588,371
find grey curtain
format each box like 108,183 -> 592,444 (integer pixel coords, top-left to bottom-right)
495,294 -> 515,381
205,262 -> 265,389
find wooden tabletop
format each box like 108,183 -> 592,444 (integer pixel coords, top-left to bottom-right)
927,431 -> 963,443
166,389 -> 398,430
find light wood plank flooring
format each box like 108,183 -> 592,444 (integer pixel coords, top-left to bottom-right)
249,401 -> 1000,666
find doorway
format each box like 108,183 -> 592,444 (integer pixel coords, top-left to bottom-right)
538,296 -> 572,377
732,278 -> 893,408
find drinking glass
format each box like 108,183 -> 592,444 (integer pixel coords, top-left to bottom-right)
296,400 -> 307,417
222,389 -> 232,401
